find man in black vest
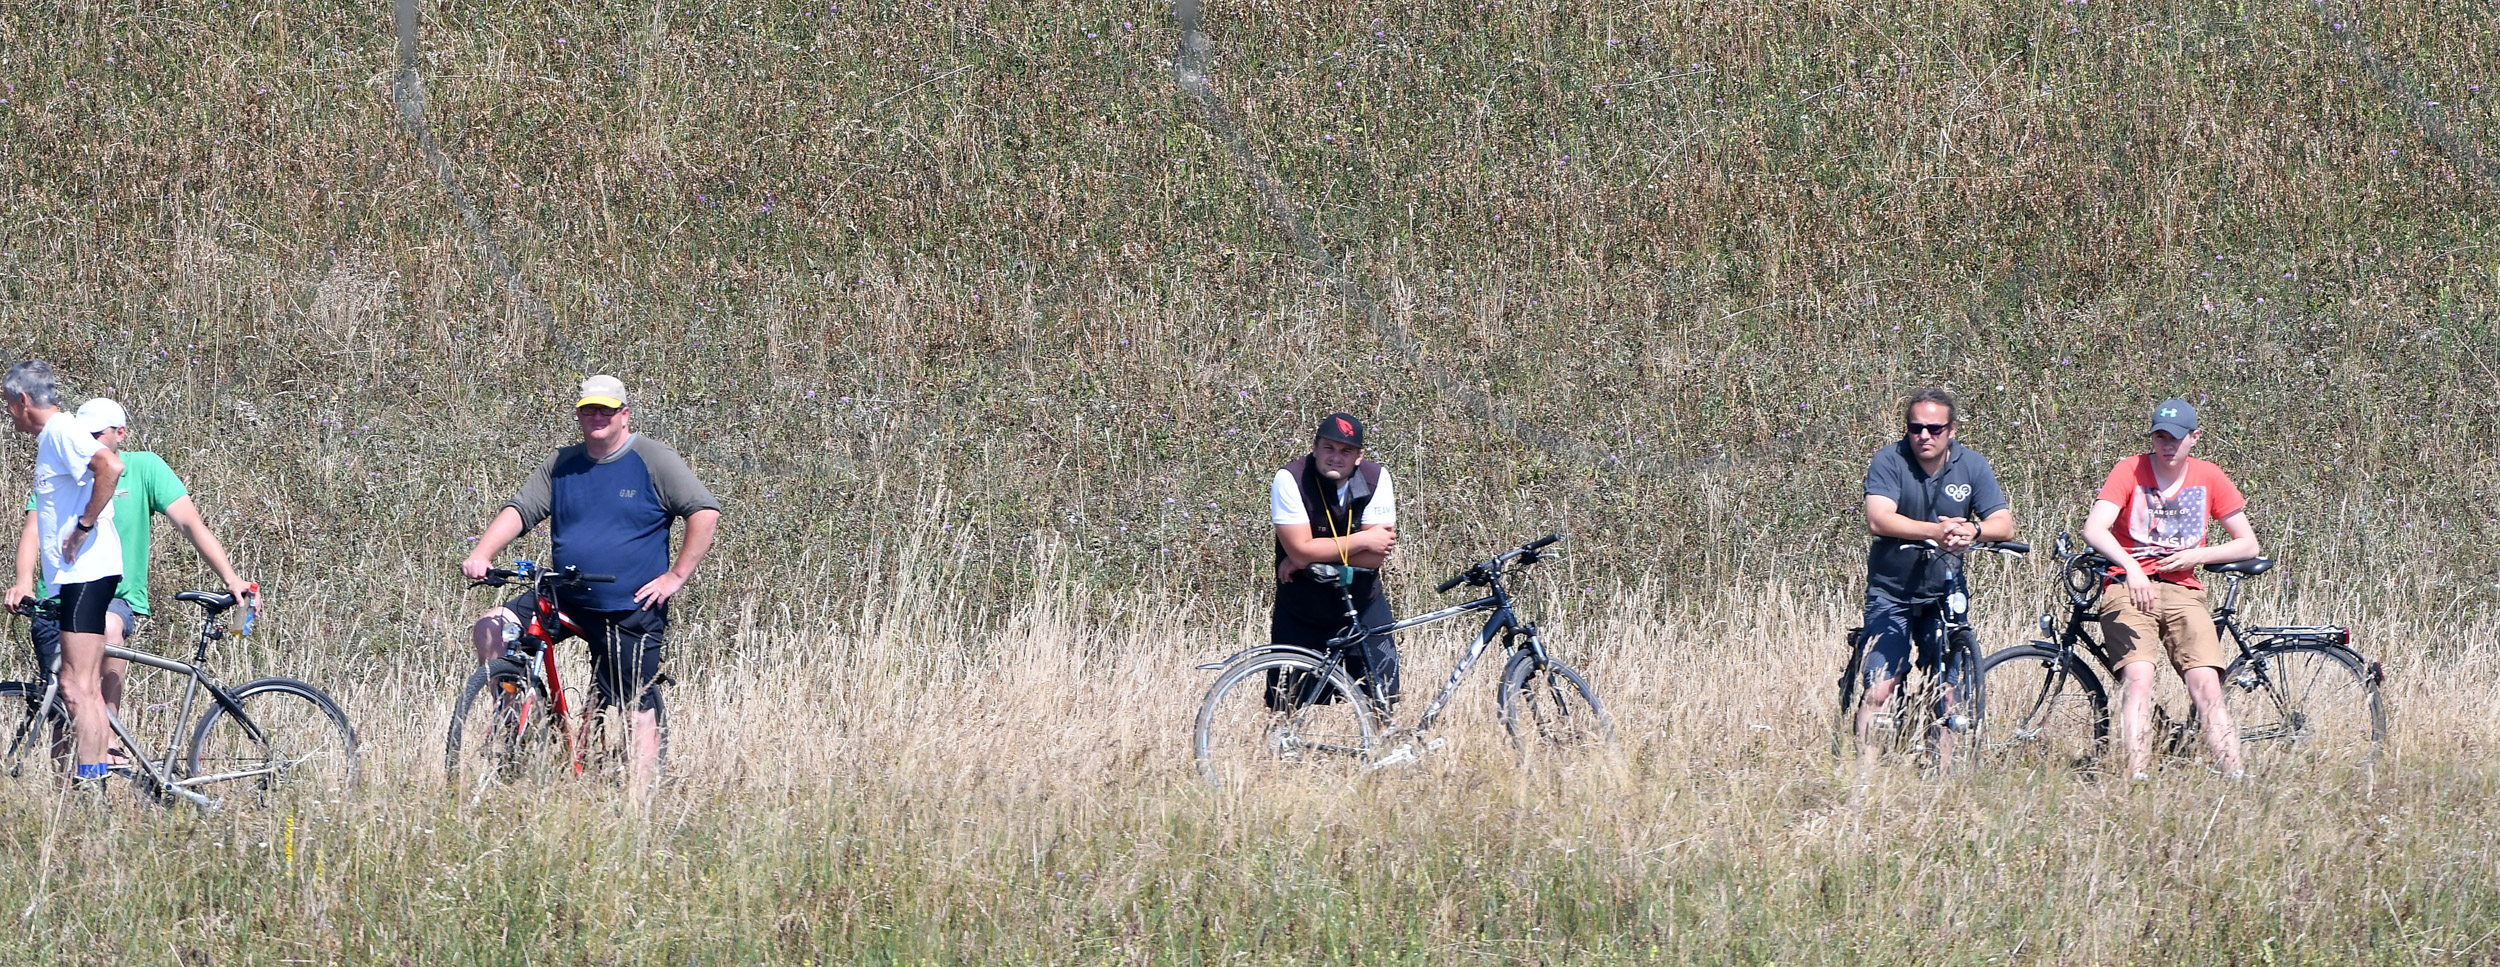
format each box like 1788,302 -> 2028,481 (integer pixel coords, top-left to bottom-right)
1269,412 -> 1400,709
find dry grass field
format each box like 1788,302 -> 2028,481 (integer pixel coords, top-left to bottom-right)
0,0 -> 2496,961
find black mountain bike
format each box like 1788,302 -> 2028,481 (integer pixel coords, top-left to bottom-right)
1978,533 -> 2387,773
445,561 -> 664,791
1192,534 -> 1611,786
1834,539 -> 2029,771
0,591 -> 357,807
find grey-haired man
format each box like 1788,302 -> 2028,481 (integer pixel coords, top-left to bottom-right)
7,397 -> 258,750
1,361 -> 123,786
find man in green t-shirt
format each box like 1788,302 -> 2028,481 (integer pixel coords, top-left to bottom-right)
6,399 -> 255,716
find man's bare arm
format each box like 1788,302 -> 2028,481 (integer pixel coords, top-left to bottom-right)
5,510 -> 36,613
2151,511 -> 2260,572
632,508 -> 720,608
1274,522 -> 1394,570
62,449 -> 122,564
1975,507 -> 2016,542
161,496 -> 252,596
460,507 -> 529,580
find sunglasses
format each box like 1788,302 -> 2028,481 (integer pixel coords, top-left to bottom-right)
1905,421 -> 1952,437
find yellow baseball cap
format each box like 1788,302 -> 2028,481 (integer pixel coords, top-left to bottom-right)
576,374 -> 628,409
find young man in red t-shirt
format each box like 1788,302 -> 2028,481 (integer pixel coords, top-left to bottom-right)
2080,398 -> 2262,779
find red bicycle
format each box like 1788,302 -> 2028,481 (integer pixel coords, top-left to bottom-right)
444,561 -> 656,788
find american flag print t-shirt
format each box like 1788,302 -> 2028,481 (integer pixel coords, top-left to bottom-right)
2093,454 -> 2246,591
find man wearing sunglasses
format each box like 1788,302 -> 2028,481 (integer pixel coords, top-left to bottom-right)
2080,398 -> 2257,780
1855,388 -> 2014,763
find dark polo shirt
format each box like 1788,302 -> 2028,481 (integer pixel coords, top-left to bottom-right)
1864,439 -> 2008,602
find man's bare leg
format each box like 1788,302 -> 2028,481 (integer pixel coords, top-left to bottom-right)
1856,673 -> 1901,768
2182,665 -> 2243,776
57,630 -> 112,774
2116,661 -> 2158,779
628,707 -> 662,800
101,610 -> 129,712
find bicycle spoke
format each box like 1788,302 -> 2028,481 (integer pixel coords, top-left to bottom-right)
2225,645 -> 2382,773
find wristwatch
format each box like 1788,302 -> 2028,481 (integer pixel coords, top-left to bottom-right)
73,518 -> 94,532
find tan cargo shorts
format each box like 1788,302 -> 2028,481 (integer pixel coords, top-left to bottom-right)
2094,581 -> 2227,673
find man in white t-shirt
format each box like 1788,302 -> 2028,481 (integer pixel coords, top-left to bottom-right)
1269,412 -> 1400,709
2,361 -> 124,786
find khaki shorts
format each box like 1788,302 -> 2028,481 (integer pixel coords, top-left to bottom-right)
2095,581 -> 2227,673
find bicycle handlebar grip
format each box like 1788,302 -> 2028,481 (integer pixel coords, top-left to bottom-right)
1436,572 -> 1468,594
581,573 -> 618,583
1991,540 -> 2032,555
1525,533 -> 1563,551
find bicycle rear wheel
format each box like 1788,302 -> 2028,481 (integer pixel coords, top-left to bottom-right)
446,661 -> 562,788
2223,642 -> 2384,773
186,678 -> 359,800
1497,650 -> 1613,762
1977,643 -> 2110,771
1194,651 -> 1379,788
0,682 -> 68,789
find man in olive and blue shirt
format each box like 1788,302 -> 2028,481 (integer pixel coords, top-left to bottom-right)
461,375 -> 720,792
1854,388 -> 2015,764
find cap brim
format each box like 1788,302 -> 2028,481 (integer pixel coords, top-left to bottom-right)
576,396 -> 625,409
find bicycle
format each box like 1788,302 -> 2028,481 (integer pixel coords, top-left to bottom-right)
1977,533 -> 2387,773
0,590 -> 357,807
1833,539 -> 2030,772
1192,533 -> 1611,786
445,561 -> 664,789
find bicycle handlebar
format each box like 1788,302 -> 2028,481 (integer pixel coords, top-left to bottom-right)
1437,533 -> 1566,594
468,566 -> 618,589
1895,538 -> 2029,557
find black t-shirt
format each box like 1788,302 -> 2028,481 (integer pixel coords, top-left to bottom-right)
1863,439 -> 2008,602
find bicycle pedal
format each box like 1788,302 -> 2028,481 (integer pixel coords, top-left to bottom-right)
1369,743 -> 1422,770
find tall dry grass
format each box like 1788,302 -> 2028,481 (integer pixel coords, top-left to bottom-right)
1,534 -> 2493,963
0,0 -> 2495,960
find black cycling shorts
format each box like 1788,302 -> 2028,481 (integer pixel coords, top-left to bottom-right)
54,577 -> 121,637
32,596 -> 137,673
500,592 -> 670,713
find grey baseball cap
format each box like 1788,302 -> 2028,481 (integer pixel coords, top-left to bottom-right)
2150,398 -> 2198,436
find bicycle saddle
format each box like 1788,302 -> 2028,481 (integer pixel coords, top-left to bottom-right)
176,590 -> 238,611
2203,558 -> 2275,577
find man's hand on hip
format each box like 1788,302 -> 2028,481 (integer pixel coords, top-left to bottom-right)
633,572 -> 688,609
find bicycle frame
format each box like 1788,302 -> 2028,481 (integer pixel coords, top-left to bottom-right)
472,561 -> 617,777
1209,537 -> 1560,734
1,599 -> 268,807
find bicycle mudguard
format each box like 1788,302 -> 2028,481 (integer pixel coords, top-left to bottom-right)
1196,643 -> 1340,672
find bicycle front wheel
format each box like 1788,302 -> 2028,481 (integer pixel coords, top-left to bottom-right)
186,678 -> 359,799
2224,642 -> 2385,773
1498,651 -> 1613,762
1194,652 -> 1379,788
447,661 -> 562,788
0,681 -> 68,789
1977,643 -> 2110,772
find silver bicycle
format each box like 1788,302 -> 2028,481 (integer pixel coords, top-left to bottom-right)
1192,534 -> 1611,786
0,591 -> 356,807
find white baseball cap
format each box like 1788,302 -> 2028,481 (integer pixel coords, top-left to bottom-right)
576,375 -> 628,409
76,398 -> 127,433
